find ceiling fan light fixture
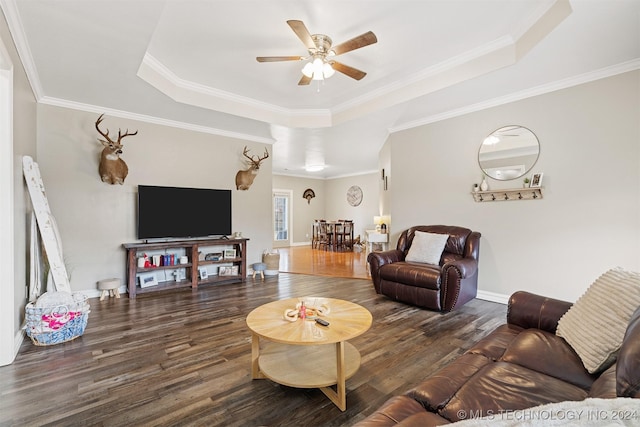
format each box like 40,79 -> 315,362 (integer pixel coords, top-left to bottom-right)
322,62 -> 335,78
311,57 -> 324,80
301,58 -> 335,81
302,62 -> 314,78
262,20 -> 377,86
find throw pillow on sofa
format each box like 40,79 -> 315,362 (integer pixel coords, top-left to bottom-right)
405,231 -> 449,265
556,267 -> 640,374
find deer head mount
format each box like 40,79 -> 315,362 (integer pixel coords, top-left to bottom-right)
95,114 -> 137,185
235,146 -> 269,190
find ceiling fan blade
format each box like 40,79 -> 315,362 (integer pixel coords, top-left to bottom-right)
256,56 -> 304,62
287,20 -> 316,50
330,61 -> 367,80
298,74 -> 312,85
331,31 -> 377,56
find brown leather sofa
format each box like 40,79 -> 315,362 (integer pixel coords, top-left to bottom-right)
367,225 -> 481,312
355,291 -> 640,426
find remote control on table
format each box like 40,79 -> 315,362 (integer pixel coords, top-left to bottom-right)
315,318 -> 330,326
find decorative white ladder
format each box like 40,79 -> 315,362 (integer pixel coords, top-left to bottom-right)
22,156 -> 71,293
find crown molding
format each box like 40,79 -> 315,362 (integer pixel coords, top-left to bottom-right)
333,0 -> 572,126
333,35 -> 514,117
3,0 -> 572,133
273,168 -> 378,180
137,53 -> 333,128
325,168 -> 379,180
140,34 -> 521,130
273,172 -> 327,180
0,0 -> 43,99
39,96 -> 275,144
389,59 -> 640,133
136,1 -> 572,130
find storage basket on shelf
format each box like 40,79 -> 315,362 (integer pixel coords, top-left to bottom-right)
25,291 -> 90,346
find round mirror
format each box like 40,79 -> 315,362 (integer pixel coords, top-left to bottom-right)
478,125 -> 540,181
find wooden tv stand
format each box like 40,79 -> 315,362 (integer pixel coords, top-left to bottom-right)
123,237 -> 248,298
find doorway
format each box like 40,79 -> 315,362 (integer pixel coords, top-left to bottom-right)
272,189 -> 292,248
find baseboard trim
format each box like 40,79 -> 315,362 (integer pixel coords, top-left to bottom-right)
290,242 -> 311,247
80,286 -> 128,299
14,328 -> 24,355
476,290 -> 509,305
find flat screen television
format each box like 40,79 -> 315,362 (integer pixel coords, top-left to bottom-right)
137,185 -> 232,240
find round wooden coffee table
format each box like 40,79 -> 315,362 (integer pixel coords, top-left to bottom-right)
246,297 -> 372,411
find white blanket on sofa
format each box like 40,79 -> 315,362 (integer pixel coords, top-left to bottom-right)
451,398 -> 640,426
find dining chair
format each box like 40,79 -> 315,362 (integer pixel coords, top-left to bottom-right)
339,220 -> 354,251
317,220 -> 331,251
312,220 -> 320,248
333,221 -> 344,250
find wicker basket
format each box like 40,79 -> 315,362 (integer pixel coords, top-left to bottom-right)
25,291 -> 90,346
262,251 -> 280,275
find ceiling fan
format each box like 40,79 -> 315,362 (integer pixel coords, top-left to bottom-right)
256,20 -> 377,85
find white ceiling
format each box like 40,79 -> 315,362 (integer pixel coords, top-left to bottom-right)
3,0 -> 639,178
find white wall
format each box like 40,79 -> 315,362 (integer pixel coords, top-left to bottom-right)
325,173 -> 380,242
36,104 -> 272,295
387,71 -> 640,302
274,172 -> 380,246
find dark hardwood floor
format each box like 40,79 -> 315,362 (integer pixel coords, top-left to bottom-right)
1,274 -> 506,427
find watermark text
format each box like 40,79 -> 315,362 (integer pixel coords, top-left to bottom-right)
456,408 -> 639,422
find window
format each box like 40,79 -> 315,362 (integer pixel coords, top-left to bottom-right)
273,192 -> 289,241
272,190 -> 292,247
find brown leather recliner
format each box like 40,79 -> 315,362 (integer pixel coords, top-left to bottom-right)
367,225 -> 481,312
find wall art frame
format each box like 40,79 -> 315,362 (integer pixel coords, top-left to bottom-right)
219,265 -> 239,276
138,272 -> 158,288
530,173 -> 544,188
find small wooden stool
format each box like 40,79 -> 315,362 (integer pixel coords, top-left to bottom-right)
98,278 -> 121,301
252,263 -> 266,279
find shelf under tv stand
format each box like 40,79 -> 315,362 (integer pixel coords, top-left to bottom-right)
123,237 -> 248,298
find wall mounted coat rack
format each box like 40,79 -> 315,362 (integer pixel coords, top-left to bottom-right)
472,187 -> 543,202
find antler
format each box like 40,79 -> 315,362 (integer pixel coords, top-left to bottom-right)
95,114 -> 114,145
95,114 -> 138,145
255,148 -> 269,162
242,146 -> 269,167
116,128 -> 138,141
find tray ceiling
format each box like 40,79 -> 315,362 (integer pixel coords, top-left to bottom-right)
3,0 -> 639,178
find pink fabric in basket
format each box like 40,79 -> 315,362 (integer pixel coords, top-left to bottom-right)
41,311 -> 82,330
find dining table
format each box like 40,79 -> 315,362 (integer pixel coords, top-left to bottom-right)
313,220 -> 354,251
